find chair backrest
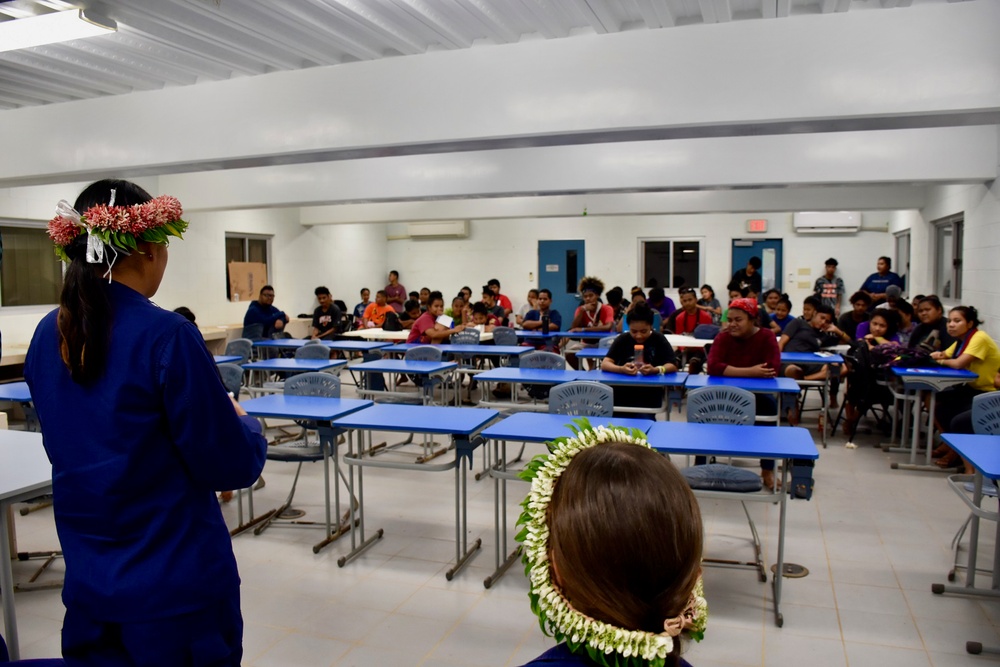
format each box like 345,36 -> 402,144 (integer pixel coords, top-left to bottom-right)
686,386 -> 755,425
598,335 -> 617,349
405,345 -> 443,362
241,323 -> 264,340
450,328 -> 481,345
972,391 -> 1000,435
224,338 -> 253,364
520,351 -> 566,370
217,363 -> 244,398
549,381 -> 613,417
295,343 -> 330,360
492,326 -> 517,346
284,372 -> 341,398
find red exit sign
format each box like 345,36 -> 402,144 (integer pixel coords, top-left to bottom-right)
747,219 -> 768,233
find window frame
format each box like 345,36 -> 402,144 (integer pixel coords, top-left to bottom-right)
636,237 -> 704,291
224,232 -> 272,300
0,220 -> 65,312
931,213 -> 963,302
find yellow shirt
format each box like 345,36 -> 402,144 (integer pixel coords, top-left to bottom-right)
944,330 -> 1000,392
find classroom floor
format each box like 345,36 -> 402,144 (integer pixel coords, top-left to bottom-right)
4,384 -> 999,667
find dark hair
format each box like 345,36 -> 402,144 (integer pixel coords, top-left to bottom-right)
895,299 -> 914,317
548,443 -> 702,660
763,288 -> 781,299
528,288 -> 539,297
360,287 -> 370,295
748,256 -> 762,269
452,294 -> 465,306
428,290 -> 443,303
375,289 -> 387,298
814,304 -> 835,319
579,276 -> 605,296
777,297 -> 792,310
408,291 -> 419,300
949,306 -> 981,328
648,287 -> 665,302
632,290 -> 647,301
879,256 -> 891,269
58,179 -> 154,384
539,288 -> 553,299
700,284 -> 715,298
389,270 -> 399,279
849,291 -> 872,306
626,303 -> 655,326
678,287 -> 697,296
605,286 -> 624,308
481,285 -> 494,297
260,285 -> 274,295
314,286 -> 330,297
487,278 -> 500,288
173,306 -> 196,324
403,299 -> 420,313
472,302 -> 488,316
919,294 -> 943,313
803,295 -> 821,309
420,287 -> 430,293
460,285 -> 472,295
870,309 -> 899,338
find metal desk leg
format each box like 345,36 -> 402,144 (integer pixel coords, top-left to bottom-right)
339,430 -> 383,567
771,463 -> 788,628
446,440 -> 482,580
1,502 -> 21,660
312,427 -> 355,554
895,388 -> 952,473
485,439 -> 520,589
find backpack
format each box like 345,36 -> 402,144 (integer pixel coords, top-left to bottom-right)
382,312 -> 403,331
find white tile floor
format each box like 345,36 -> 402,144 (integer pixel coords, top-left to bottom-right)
4,385 -> 1000,667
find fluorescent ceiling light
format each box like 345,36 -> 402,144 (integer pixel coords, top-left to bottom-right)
0,9 -> 116,53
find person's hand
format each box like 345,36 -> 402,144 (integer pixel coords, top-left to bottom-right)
274,319 -> 285,330
366,321 -> 375,328
638,363 -> 658,376
749,363 -> 775,378
930,351 -> 946,360
621,362 -> 638,375
230,395 -> 247,416
453,324 -> 466,332
584,302 -> 597,313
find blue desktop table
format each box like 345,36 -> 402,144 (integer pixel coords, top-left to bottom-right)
890,367 -> 977,472
934,433 -> 1000,656
582,369 -> 688,418
213,354 -> 242,364
780,351 -> 844,448
334,404 -> 500,579
351,358 -> 457,405
240,394 -> 372,553
480,413 -> 655,588
474,367 -> 588,411
646,421 -> 819,628
685,375 -> 800,426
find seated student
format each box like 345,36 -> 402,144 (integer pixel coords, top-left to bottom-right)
861,309 -> 900,347
244,285 -> 289,337
487,278 -> 514,320
800,295 -> 820,323
617,291 -> 662,333
362,290 -> 394,328
459,285 -> 473,303
564,276 -> 615,368
779,302 -> 849,381
397,299 -> 423,329
909,294 -> 955,352
665,287 -> 712,335
445,294 -> 467,326
719,288 -> 745,324
310,286 -> 343,340
601,304 -> 678,418
876,284 -> 903,311
647,286 -> 676,321
173,306 -> 196,324
605,286 -> 627,330
762,288 -> 782,318
520,431 -> 703,667
770,296 -> 794,333
706,297 -> 783,489
353,288 -> 371,328
408,290 -> 420,306
470,301 -> 501,332
515,288 -> 539,328
522,288 -> 563,332
481,286 -> 507,324
407,291 -> 467,343
418,287 -> 430,311
894,300 -> 916,346
837,291 -> 871,340
697,284 -> 722,326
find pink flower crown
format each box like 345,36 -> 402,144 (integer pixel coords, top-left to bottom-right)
47,195 -> 188,262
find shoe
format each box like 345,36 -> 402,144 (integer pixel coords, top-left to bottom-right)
760,469 -> 782,491
219,491 -> 234,503
492,383 -> 511,398
398,375 -> 409,385
785,406 -> 800,427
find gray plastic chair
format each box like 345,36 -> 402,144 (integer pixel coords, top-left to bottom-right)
686,385 -> 755,425
255,372 -> 345,536
225,338 -> 253,365
406,345 -> 443,362
520,351 -> 566,370
241,323 -> 265,341
450,329 -> 481,346
295,343 -> 331,360
598,335 -> 617,349
549,381 -> 613,417
492,326 -> 517,346
217,363 -> 245,399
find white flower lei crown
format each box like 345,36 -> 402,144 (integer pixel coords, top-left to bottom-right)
516,418 -> 708,667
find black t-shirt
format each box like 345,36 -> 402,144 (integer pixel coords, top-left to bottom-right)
837,311 -> 869,340
727,269 -> 762,295
910,319 -> 955,352
311,304 -> 342,337
606,331 -> 677,409
782,318 -> 822,353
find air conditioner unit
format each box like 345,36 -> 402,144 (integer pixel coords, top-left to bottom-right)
406,220 -> 469,239
793,211 -> 861,234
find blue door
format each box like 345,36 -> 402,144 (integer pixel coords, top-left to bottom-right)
538,240 -> 585,326
731,239 -> 782,294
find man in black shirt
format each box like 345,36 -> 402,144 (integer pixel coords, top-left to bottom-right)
727,256 -> 763,295
310,286 -> 342,340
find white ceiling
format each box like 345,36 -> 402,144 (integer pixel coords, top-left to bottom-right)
0,0 -> 964,111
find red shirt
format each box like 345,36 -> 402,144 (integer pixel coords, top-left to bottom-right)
497,294 -> 513,313
407,311 -> 437,344
670,308 -> 712,335
573,303 -> 614,328
706,328 -> 780,376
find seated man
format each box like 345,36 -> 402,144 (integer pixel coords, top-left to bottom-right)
362,290 -> 394,328
601,304 -> 678,419
418,287 -> 430,312
522,288 -> 563,351
706,297 -> 783,489
665,287 -> 712,334
481,286 -> 507,324
407,291 -> 467,344
487,278 -> 513,321
310,286 -> 342,340
563,276 -> 614,369
353,288 -> 371,329
244,285 -> 289,337
778,303 -> 850,424
398,299 -> 423,329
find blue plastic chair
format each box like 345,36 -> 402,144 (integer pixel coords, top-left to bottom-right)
491,327 -> 517,346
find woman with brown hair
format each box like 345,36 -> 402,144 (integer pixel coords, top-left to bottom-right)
519,425 -> 705,667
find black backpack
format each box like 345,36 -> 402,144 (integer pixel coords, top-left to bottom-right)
382,312 -> 403,331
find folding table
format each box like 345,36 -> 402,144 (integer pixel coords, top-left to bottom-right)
480,413 -> 655,588
474,367 -> 588,411
646,421 -> 819,628
213,354 -> 242,364
0,430 -> 51,661
351,358 -> 457,405
334,404 -> 500,579
780,350 -> 844,448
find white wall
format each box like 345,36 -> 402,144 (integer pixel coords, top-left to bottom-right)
385,213 -> 893,316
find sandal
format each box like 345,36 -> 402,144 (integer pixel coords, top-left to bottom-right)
935,453 -> 961,469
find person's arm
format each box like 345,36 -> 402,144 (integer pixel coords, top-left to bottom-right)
425,323 -> 465,343
549,311 -> 563,331
822,322 -> 851,344
591,305 -> 614,332
640,336 -> 678,375
162,323 -> 267,490
778,333 -> 790,351
601,339 -> 637,375
568,307 -> 587,332
522,312 -> 542,330
835,279 -> 844,317
769,319 -> 783,335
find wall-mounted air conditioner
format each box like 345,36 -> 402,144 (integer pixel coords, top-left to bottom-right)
793,211 -> 861,234
406,220 -> 469,239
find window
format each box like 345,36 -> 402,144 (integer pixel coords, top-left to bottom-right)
894,231 -> 910,296
933,215 -> 963,300
640,239 -> 702,290
225,233 -> 270,300
0,224 -> 64,307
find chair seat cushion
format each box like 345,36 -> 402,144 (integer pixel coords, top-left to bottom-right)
682,464 -> 762,492
266,444 -> 325,462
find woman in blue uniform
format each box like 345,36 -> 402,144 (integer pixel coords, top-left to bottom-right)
24,180 -> 267,666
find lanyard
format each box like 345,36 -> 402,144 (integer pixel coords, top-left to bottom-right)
953,328 -> 977,358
